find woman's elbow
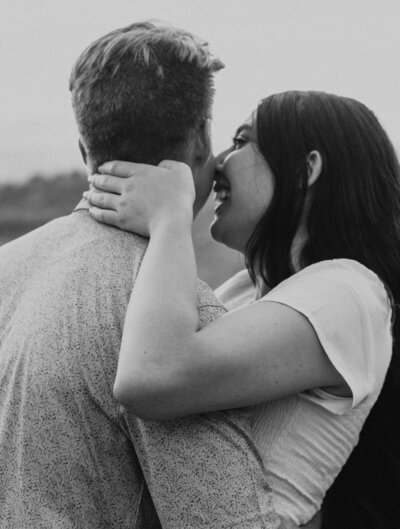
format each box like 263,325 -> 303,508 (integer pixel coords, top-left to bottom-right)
113,375 -> 137,411
113,371 -> 188,421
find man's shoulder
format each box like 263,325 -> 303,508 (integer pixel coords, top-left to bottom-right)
196,279 -> 227,328
45,210 -> 148,267
0,211 -> 148,292
55,211 -> 149,292
68,209 -> 148,255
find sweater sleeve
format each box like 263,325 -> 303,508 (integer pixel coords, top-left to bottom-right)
260,259 -> 393,414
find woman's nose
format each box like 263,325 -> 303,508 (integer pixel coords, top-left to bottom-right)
215,148 -> 230,170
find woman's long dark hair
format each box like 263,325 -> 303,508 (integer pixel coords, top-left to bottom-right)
246,91 -> 400,528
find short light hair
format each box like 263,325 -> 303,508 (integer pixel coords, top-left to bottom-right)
69,21 -> 224,167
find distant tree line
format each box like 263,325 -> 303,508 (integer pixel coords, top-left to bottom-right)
0,171 -> 87,245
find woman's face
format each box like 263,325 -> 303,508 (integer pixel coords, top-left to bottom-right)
210,114 -> 275,253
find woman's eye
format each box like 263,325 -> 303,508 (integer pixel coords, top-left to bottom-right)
232,135 -> 248,150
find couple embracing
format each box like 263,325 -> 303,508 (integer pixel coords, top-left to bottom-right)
0,21 -> 399,529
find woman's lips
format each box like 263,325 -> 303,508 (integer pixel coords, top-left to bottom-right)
213,177 -> 231,212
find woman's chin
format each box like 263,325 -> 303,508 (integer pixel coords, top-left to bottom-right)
210,218 -> 234,250
210,216 -> 225,243
210,219 -> 247,255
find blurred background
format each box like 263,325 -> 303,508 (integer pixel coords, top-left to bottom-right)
1,0 -> 400,288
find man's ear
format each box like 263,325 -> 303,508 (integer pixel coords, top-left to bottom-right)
78,139 -> 88,165
193,119 -> 212,165
307,150 -> 322,186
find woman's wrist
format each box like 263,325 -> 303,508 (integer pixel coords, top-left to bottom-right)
149,206 -> 193,236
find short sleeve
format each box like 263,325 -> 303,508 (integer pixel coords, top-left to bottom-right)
215,269 -> 257,311
260,259 -> 393,414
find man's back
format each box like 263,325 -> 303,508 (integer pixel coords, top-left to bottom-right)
0,207 -> 148,527
0,206 -> 278,529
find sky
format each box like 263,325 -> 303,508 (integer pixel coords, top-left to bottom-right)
1,0 -> 400,183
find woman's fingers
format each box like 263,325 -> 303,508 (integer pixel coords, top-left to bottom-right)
84,190 -> 119,211
89,173 -> 125,194
89,207 -> 120,227
85,186 -> 144,234
86,160 -> 195,235
99,161 -> 143,178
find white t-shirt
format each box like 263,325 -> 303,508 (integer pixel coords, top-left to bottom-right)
216,259 -> 393,525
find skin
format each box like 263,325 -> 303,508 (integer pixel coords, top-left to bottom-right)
84,115 -> 349,422
210,115 -> 275,253
83,119 -> 215,219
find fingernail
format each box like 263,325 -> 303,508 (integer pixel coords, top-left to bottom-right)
87,175 -> 93,183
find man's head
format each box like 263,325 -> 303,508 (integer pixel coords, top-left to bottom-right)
70,21 -> 224,212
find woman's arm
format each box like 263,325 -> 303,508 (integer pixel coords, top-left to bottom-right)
87,161 -> 348,420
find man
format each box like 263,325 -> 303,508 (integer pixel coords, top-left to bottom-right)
0,22 -> 279,528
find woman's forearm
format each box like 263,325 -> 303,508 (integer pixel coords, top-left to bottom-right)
114,217 -> 200,417
88,163 -> 353,421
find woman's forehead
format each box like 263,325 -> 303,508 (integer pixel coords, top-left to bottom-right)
235,111 -> 256,136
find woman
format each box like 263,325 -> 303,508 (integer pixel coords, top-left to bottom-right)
86,91 -> 400,528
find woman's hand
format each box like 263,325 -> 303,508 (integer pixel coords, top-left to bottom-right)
85,160 -> 195,237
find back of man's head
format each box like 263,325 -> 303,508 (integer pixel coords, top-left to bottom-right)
70,21 -> 224,170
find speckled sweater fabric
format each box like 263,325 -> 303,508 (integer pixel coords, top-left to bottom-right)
0,206 -> 278,529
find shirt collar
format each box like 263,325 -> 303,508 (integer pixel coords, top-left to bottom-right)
74,198 -> 90,212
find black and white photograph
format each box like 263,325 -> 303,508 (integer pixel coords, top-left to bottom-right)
1,1 -> 399,527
